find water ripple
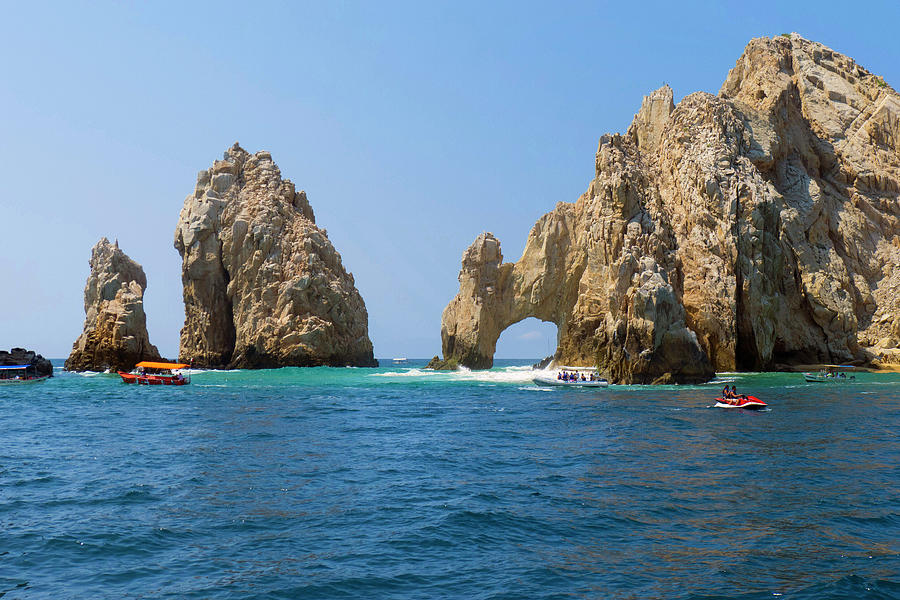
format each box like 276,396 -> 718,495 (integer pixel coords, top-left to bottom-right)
1,363 -> 898,598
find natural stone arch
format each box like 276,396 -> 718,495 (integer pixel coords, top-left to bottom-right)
438,99 -> 715,383
440,202 -> 581,369
438,36 -> 900,382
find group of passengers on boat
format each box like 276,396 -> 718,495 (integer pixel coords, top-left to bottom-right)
558,370 -> 601,382
136,366 -> 186,382
816,369 -> 854,379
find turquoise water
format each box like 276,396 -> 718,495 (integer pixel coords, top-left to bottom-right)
2,360 -> 899,599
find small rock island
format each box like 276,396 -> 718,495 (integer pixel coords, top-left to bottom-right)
65,238 -> 161,372
174,143 -> 377,369
1,348 -> 53,378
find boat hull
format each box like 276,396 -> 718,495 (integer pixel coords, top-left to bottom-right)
0,375 -> 50,385
533,375 -> 608,388
118,372 -> 189,386
714,396 -> 767,410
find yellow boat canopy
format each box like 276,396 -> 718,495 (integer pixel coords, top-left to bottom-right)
135,361 -> 189,369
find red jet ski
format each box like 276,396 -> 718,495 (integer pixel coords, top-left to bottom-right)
714,395 -> 767,410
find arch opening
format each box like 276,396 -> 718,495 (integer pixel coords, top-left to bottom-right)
494,318 -> 559,362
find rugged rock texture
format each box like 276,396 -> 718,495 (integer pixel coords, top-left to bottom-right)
1,348 -> 53,377
439,35 -> 900,382
425,355 -> 459,370
65,238 -> 161,372
174,143 -> 377,368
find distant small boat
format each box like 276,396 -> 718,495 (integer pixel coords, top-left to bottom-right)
118,361 -> 191,386
803,365 -> 856,383
714,396 -> 767,410
0,364 -> 49,384
534,366 -> 608,388
392,357 -> 409,364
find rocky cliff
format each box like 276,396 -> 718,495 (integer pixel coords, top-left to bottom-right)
438,34 -> 900,382
65,238 -> 161,372
174,143 -> 377,368
1,348 -> 53,377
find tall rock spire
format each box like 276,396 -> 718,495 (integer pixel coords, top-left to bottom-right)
174,144 -> 377,368
66,238 -> 161,372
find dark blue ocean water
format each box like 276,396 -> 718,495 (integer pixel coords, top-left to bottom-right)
2,360 -> 899,599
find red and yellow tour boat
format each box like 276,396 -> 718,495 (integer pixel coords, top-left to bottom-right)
118,361 -> 191,386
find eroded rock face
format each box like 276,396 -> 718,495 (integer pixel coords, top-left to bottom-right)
65,238 -> 161,372
439,35 -> 900,382
174,143 -> 377,368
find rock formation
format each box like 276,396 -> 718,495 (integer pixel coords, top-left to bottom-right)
174,143 -> 377,368
1,348 -> 53,378
65,238 -> 161,372
438,34 -> 900,382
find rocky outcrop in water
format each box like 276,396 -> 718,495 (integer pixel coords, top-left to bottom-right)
1,348 -> 53,378
65,238 -> 161,372
438,34 -> 900,382
174,143 -> 377,368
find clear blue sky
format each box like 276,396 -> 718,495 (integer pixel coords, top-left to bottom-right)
2,1 -> 898,360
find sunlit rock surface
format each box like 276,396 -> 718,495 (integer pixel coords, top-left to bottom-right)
65,238 -> 161,372
174,144 -> 376,368
439,35 -> 900,383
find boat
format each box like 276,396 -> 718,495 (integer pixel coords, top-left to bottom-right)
0,364 -> 50,384
802,364 -> 857,383
714,395 -> 767,410
392,357 -> 409,364
118,361 -> 191,385
533,366 -> 609,388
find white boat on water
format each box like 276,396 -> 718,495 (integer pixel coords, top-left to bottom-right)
802,364 -> 857,383
0,364 -> 50,384
392,357 -> 409,364
533,366 -> 608,388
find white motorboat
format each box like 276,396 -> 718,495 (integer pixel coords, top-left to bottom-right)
802,365 -> 856,383
533,366 -> 608,387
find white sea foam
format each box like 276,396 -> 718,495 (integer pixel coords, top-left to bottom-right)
182,368 -> 241,375
372,365 -> 553,385
373,368 -> 435,378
